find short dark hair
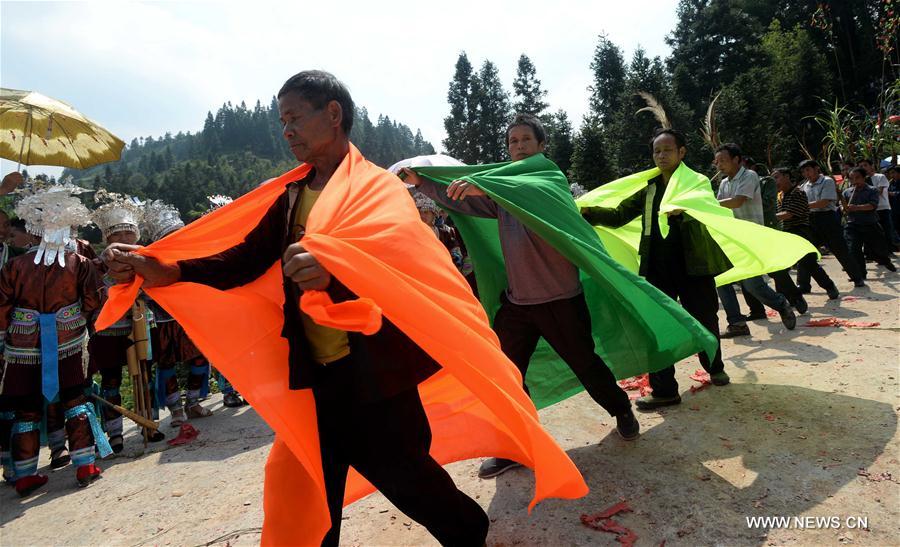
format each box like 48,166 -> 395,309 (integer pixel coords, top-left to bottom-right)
278,70 -> 355,134
743,156 -> 755,165
887,165 -> 899,174
506,113 -> 546,145
649,128 -> 687,150
715,143 -> 743,160
849,166 -> 868,179
858,158 -> 875,167
772,167 -> 793,180
10,218 -> 26,230
798,159 -> 820,171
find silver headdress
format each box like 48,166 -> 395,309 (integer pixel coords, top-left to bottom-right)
141,199 -> 184,242
14,181 -> 92,267
409,188 -> 440,214
206,194 -> 233,213
570,183 -> 587,199
92,188 -> 143,241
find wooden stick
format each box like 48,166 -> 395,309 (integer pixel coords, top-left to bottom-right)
89,394 -> 159,431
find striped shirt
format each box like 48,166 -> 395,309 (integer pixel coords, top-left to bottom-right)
778,185 -> 809,230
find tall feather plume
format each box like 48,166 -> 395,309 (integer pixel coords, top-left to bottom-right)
700,91 -> 721,151
635,92 -> 672,129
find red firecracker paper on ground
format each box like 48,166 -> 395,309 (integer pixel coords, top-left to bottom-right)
689,369 -> 711,394
581,501 -> 638,546
766,310 -> 779,318
618,375 -> 652,400
167,423 -> 200,446
805,317 -> 880,328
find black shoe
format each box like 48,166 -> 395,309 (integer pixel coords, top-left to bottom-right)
721,324 -> 751,338
49,448 -> 70,470
826,285 -> 840,300
745,311 -> 767,321
798,285 -> 812,295
709,371 -> 731,386
779,307 -> 797,330
635,394 -> 682,411
109,435 -> 124,454
854,279 -> 867,288
147,429 -> 166,443
881,261 -> 897,272
792,296 -> 808,315
477,457 -> 522,479
223,392 -> 245,408
615,408 -> 640,440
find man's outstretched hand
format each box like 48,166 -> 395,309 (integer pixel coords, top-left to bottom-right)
101,243 -> 181,287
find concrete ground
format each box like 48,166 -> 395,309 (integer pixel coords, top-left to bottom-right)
1,255 -> 898,546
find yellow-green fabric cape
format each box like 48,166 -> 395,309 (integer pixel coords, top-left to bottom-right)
576,163 -> 818,286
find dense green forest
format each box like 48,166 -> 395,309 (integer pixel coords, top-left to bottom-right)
61,101 -> 434,219
58,0 -> 899,216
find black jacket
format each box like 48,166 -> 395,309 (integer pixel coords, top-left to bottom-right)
178,178 -> 439,404
581,177 -> 731,278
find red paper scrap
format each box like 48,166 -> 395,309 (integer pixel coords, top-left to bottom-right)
689,369 -> 711,394
763,413 -> 776,422
619,374 -> 652,400
766,310 -> 779,318
841,296 -> 860,302
805,317 -> 880,328
582,501 -> 638,545
167,423 -> 200,446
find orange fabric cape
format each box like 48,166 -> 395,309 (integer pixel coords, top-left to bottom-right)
96,144 -> 588,545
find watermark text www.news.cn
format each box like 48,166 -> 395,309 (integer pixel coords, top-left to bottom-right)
746,516 -> 869,530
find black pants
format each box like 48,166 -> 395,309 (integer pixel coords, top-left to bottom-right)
877,209 -> 899,250
316,387 -> 488,547
743,268 -> 805,314
492,292 -> 630,416
845,222 -> 893,278
645,270 -> 724,398
808,212 -> 863,282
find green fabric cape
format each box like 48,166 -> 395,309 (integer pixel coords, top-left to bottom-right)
413,154 -> 717,409
576,163 -> 819,286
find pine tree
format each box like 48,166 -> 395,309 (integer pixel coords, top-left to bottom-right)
543,110 -> 575,176
475,60 -> 511,163
588,34 -> 627,126
512,54 -> 548,116
443,52 -> 481,163
571,115 -> 615,189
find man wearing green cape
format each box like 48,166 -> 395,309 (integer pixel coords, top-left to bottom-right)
581,129 -> 731,409
403,114 -> 719,479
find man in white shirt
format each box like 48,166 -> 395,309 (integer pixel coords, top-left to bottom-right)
714,143 -> 796,338
859,158 -> 899,252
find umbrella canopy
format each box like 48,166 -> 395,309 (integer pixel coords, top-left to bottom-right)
0,87 -> 125,169
387,153 -> 464,175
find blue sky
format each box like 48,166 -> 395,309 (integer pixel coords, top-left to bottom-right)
1,0 -> 677,178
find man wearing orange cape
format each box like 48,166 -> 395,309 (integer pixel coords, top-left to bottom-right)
98,71 -> 587,546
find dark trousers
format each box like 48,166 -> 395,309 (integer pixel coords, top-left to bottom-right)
744,268 -> 805,314
316,387 -> 488,547
845,222 -> 893,277
809,212 -> 864,282
645,270 -> 724,398
783,226 -> 837,292
492,292 -> 630,417
877,209 -> 899,249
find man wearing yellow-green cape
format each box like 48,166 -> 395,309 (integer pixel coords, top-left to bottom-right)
580,129 -> 732,410
579,130 -> 818,410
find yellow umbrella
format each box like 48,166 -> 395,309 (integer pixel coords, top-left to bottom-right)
0,87 -> 125,170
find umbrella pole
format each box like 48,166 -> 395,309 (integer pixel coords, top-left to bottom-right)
16,110 -> 31,171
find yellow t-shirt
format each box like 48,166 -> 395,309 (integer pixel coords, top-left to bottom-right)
293,185 -> 350,364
